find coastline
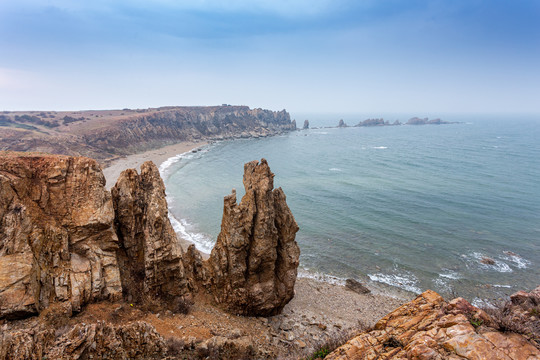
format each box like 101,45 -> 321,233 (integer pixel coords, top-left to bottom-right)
100,138 -> 412,334
102,141 -> 208,189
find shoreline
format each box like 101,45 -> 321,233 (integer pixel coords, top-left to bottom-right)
102,140 -> 209,254
100,139 -> 412,331
102,141 -> 208,189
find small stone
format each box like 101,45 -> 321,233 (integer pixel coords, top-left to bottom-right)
296,339 -> 307,348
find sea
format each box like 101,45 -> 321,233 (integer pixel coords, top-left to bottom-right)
159,113 -> 540,305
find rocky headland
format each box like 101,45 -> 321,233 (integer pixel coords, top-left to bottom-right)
0,152 -> 538,359
0,106 -> 296,165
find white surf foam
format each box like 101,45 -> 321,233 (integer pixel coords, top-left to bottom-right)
368,272 -> 421,293
297,268 -> 347,286
168,214 -> 214,254
373,146 -> 388,149
500,252 -> 530,269
329,168 -> 342,172
466,252 -> 513,273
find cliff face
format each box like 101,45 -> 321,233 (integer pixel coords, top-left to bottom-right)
0,154 -> 299,320
0,106 -> 296,162
111,161 -> 190,302
0,154 -> 122,318
204,159 -> 300,316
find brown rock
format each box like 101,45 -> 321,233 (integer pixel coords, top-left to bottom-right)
205,159 -> 300,316
111,161 -> 189,301
0,321 -> 166,360
345,279 -> 371,295
326,290 -> 540,359
0,154 -> 122,319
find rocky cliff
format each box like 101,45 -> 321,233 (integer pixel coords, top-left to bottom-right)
0,153 -> 299,321
111,162 -> 190,302
0,154 -> 122,318
326,289 -> 540,359
0,106 -> 297,163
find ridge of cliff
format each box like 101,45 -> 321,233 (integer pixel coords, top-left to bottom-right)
0,106 -> 296,163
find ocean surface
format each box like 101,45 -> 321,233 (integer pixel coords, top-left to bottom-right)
160,113 -> 540,304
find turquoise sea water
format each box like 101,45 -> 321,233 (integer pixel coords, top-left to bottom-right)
160,114 -> 540,304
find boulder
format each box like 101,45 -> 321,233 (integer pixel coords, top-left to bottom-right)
0,154 -> 122,319
111,161 -> 189,301
205,159 -> 300,316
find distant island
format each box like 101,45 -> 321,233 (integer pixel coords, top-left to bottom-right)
304,117 -> 459,129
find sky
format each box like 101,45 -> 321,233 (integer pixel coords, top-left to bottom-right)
0,0 -> 539,113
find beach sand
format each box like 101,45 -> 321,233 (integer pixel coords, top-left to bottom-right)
102,141 -> 207,189
101,140 -> 411,354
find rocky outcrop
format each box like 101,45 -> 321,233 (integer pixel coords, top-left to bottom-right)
1,153 -> 300,319
111,161 -> 189,302
0,154 -> 122,319
338,119 -> 347,128
326,290 -> 540,360
0,321 -> 166,360
204,159 -> 300,316
303,120 -> 310,130
406,117 -> 456,125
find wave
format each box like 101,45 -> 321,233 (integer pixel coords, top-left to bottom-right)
297,268 -> 347,286
168,214 -> 214,254
368,272 -> 421,294
464,252 -> 513,273
372,146 -> 388,149
433,270 -> 460,291
500,251 -> 530,269
158,144 -> 211,179
329,168 -> 342,172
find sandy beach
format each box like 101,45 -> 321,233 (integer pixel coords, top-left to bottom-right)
102,141 -> 208,189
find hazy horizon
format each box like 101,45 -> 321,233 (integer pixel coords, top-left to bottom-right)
1,1 -> 539,113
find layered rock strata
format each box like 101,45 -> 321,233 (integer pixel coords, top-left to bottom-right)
326,290 -> 540,360
0,106 -> 297,162
0,321 -> 166,360
111,161 -> 189,301
0,154 -> 122,318
205,159 -> 300,316
0,154 -> 299,319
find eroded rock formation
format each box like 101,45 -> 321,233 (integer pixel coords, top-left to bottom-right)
0,321 -> 166,360
0,154 -> 300,319
111,161 -> 189,302
326,290 -> 540,360
205,159 -> 300,316
0,154 -> 122,319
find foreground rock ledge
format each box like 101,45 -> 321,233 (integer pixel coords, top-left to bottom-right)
326,289 -> 540,360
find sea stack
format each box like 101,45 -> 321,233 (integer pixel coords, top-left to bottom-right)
303,119 -> 310,129
206,159 -> 300,316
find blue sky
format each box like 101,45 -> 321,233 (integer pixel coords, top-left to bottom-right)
0,0 -> 539,113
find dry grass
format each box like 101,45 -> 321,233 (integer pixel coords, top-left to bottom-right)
482,301 -> 540,349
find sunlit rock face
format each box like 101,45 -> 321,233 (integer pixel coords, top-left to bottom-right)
0,154 -> 121,319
